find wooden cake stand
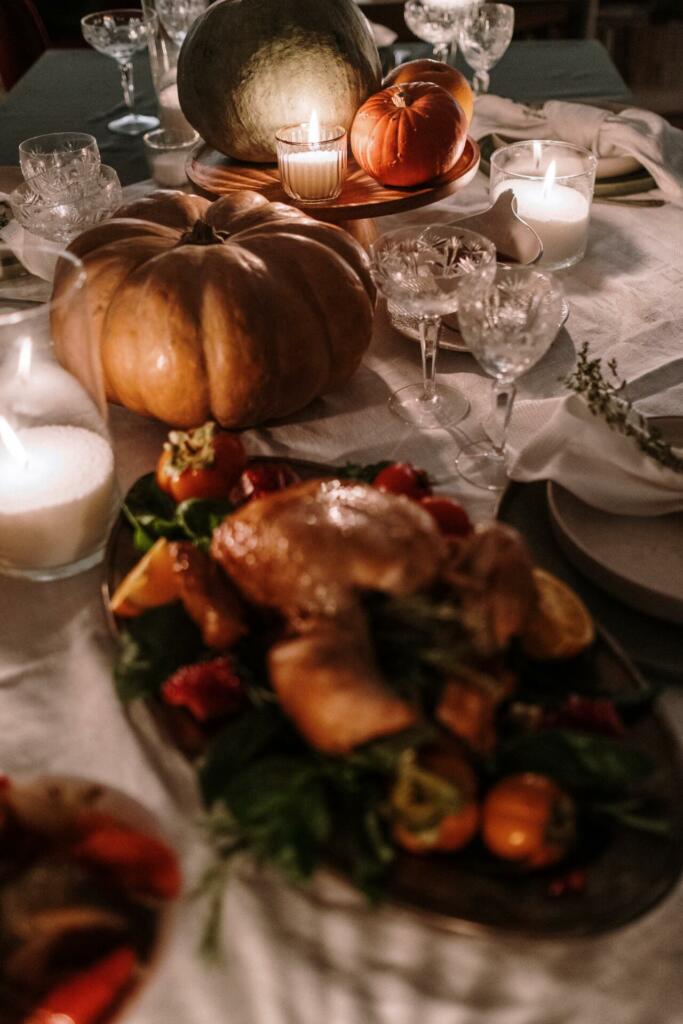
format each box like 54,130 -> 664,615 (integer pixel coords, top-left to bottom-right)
187,138 -> 481,248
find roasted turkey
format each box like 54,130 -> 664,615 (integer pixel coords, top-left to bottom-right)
211,478 -> 446,619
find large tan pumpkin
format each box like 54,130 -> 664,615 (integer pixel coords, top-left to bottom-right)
51,190 -> 376,429
177,0 -> 381,162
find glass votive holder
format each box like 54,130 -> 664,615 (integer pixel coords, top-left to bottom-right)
19,132 -> 101,201
489,140 -> 597,271
275,123 -> 347,205
9,166 -> 123,244
143,127 -> 200,187
0,245 -> 119,581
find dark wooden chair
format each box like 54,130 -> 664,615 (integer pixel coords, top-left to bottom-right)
0,0 -> 49,89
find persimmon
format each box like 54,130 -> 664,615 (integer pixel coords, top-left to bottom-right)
482,773 -> 576,868
391,746 -> 480,854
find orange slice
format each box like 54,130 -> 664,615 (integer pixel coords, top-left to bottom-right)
109,538 -> 178,617
521,568 -> 595,660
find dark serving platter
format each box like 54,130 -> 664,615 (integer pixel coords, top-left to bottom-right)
104,460 -> 683,938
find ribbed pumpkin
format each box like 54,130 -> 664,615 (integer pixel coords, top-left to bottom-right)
350,81 -> 468,187
177,0 -> 382,163
50,190 -> 376,429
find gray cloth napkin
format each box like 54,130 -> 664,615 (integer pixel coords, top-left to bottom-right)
471,96 -> 683,198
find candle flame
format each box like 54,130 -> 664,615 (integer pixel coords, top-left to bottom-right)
307,109 -> 320,145
542,160 -> 556,200
0,415 -> 30,470
532,140 -> 542,170
18,337 -> 32,383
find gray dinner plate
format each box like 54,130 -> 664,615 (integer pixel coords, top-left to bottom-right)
547,417 -> 683,624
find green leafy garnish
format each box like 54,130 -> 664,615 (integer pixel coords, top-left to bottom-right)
495,729 -> 654,794
564,343 -> 683,473
338,460 -> 392,483
115,603 -> 202,703
122,472 -> 233,552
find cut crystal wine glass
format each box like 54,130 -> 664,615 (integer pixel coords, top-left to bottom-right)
370,225 -> 496,429
403,0 -> 470,63
458,2 -> 515,95
455,265 -> 564,490
81,9 -> 160,135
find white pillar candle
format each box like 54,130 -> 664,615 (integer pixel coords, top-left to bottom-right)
280,149 -> 345,202
0,424 -> 116,570
493,179 -> 589,266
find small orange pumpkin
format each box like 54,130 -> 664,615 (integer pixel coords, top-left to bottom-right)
50,190 -> 376,429
383,58 -> 474,125
350,81 -> 468,187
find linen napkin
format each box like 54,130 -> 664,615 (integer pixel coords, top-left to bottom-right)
0,218 -> 64,281
471,96 -> 683,199
506,393 -> 683,516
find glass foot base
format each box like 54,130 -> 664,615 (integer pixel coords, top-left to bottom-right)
388,383 -> 469,429
456,440 -> 508,491
108,113 -> 160,136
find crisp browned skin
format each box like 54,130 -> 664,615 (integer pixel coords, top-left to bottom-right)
444,524 -> 536,657
169,541 -> 246,649
268,614 -> 416,755
210,478 -> 446,618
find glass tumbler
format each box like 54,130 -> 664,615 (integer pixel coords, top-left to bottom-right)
0,244 -> 119,580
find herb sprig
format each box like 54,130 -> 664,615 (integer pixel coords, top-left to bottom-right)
563,343 -> 683,473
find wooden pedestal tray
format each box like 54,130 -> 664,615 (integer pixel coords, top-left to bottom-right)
187,138 -> 481,248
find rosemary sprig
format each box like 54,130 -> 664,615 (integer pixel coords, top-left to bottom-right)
563,343 -> 683,474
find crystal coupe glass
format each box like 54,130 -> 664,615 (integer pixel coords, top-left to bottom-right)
81,9 -> 160,135
455,265 -> 564,490
370,225 -> 496,429
458,2 -> 514,95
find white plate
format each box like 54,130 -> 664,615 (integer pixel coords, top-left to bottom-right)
547,417 -> 683,624
490,133 -> 640,180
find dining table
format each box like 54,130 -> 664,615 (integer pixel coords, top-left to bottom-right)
1,39 -> 683,1024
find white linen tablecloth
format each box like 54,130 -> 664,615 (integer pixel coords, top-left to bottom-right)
1,170 -> 683,1024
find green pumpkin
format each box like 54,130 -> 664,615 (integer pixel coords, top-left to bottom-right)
177,0 -> 382,162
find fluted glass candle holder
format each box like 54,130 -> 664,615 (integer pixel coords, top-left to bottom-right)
275,122 -> 347,205
490,140 -> 597,271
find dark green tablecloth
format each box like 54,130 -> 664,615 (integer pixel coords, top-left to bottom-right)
1,41 -> 630,185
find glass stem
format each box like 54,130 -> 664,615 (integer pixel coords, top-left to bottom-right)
473,68 -> 490,95
448,38 -> 458,64
489,380 -> 516,456
119,60 -> 135,110
418,317 -> 441,403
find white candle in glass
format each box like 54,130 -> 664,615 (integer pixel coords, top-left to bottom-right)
276,111 -> 347,204
0,420 -> 115,570
493,160 -> 590,267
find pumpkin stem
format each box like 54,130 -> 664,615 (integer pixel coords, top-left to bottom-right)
391,89 -> 410,109
177,220 -> 228,247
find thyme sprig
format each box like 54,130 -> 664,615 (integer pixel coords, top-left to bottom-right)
563,343 -> 683,474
